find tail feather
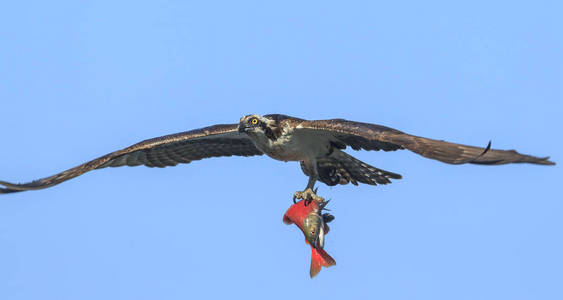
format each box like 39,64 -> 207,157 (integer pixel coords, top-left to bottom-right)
307,150 -> 402,187
310,246 -> 336,278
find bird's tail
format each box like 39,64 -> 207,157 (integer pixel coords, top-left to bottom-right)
309,150 -> 402,186
310,246 -> 336,278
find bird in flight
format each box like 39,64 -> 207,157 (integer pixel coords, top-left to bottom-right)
0,114 -> 555,198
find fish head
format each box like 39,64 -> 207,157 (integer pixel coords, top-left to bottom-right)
303,213 -> 325,249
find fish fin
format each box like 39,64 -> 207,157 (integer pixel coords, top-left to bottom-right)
283,214 -> 293,225
309,246 -> 336,278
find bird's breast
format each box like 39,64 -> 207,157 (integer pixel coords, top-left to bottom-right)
253,130 -> 331,162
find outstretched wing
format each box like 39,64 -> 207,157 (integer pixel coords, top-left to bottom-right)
295,119 -> 555,165
0,124 -> 262,194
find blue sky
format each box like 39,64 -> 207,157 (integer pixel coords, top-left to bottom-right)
1,1 -> 562,299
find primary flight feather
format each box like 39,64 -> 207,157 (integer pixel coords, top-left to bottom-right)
0,114 -> 554,195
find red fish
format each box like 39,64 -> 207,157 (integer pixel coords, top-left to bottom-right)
283,200 -> 336,278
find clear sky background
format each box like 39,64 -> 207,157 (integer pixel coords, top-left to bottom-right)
1,1 -> 562,299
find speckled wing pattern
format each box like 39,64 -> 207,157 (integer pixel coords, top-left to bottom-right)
300,151 -> 403,187
296,118 -> 555,166
0,124 -> 262,194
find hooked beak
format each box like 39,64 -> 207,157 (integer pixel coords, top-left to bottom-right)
238,124 -> 251,134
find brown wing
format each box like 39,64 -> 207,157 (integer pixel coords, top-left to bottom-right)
300,150 -> 402,187
296,119 -> 555,165
0,124 -> 262,194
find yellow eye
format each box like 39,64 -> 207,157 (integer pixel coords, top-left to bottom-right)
251,118 -> 258,125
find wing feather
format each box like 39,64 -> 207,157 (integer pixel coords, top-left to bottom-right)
297,119 -> 555,166
0,124 -> 262,194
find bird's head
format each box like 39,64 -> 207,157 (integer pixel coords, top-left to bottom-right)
238,114 -> 279,137
238,114 -> 265,134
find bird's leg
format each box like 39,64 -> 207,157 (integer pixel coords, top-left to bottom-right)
293,175 -> 324,205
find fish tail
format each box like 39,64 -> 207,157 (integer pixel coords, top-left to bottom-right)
309,246 -> 336,278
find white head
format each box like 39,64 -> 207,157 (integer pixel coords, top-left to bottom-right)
237,114 -> 280,140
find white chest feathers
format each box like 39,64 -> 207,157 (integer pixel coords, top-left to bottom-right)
250,125 -> 331,162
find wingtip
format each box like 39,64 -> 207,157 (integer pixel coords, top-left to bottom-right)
0,180 -> 27,194
0,187 -> 22,194
539,156 -> 556,166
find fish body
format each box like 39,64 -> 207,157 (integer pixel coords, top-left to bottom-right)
283,200 -> 336,278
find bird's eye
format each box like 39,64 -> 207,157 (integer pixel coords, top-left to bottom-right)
251,118 -> 258,125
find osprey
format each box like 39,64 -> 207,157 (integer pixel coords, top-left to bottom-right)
0,114 -> 555,198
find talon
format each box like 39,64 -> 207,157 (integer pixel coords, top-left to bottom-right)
293,187 -> 325,205
293,191 -> 302,203
319,200 -> 330,210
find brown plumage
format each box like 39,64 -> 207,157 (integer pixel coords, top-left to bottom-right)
300,151 -> 402,186
0,114 -> 554,194
0,124 -> 261,193
295,118 -> 553,165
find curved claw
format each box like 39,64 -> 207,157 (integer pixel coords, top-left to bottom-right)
319,200 -> 330,211
293,188 -> 325,205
